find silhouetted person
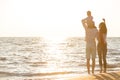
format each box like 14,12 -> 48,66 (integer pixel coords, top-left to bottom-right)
97,18 -> 107,73
82,11 -> 94,28
81,11 -> 98,74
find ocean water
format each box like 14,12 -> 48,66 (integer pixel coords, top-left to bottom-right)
0,37 -> 120,80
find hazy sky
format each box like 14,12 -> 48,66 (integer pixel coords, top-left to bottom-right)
0,0 -> 120,37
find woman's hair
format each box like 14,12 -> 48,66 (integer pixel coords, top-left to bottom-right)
99,22 -> 107,34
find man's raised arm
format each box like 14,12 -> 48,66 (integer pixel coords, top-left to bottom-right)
81,19 -> 87,30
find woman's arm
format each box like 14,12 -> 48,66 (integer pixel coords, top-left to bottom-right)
103,34 -> 107,43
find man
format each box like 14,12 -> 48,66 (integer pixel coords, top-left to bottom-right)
81,17 -> 98,74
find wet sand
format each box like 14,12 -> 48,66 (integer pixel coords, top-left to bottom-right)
67,71 -> 120,80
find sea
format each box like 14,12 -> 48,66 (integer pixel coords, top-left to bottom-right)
0,37 -> 120,80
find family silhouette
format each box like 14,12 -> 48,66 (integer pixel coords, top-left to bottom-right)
81,11 -> 107,74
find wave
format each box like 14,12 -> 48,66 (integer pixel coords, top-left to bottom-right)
0,71 -> 74,77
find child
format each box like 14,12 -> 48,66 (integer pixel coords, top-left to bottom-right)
82,11 -> 94,28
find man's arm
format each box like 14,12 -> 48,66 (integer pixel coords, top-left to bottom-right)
96,30 -> 99,42
81,19 -> 87,30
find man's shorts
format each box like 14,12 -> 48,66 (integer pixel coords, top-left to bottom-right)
86,45 -> 96,59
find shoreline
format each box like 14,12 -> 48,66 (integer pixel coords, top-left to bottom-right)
67,71 -> 120,80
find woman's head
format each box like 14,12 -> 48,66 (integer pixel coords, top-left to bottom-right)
99,22 -> 107,34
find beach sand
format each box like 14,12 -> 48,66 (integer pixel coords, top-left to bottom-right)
67,71 -> 120,80
0,71 -> 120,80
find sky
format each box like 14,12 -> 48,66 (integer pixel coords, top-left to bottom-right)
0,0 -> 120,38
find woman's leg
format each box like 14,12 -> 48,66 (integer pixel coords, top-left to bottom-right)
98,44 -> 102,73
98,51 -> 102,73
103,44 -> 107,73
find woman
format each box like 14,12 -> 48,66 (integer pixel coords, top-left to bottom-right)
97,18 -> 107,73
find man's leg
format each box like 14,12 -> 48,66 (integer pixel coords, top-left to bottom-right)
92,58 -> 95,74
87,59 -> 90,74
92,46 -> 96,74
86,46 -> 90,74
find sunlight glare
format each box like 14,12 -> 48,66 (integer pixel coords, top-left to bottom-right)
44,36 -> 66,43
42,38 -> 67,73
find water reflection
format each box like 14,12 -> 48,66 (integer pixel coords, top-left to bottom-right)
0,37 -> 120,80
44,40 -> 68,73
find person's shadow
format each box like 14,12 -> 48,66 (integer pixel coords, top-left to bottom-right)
94,72 -> 120,80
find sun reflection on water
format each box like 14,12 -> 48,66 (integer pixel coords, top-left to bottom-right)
42,36 -> 68,73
